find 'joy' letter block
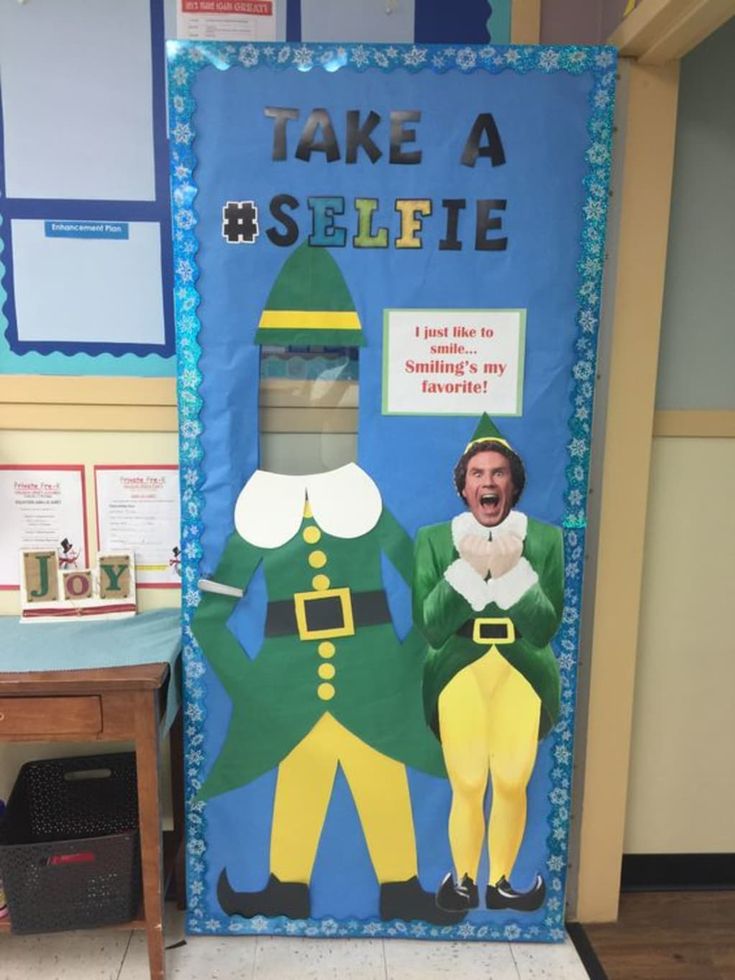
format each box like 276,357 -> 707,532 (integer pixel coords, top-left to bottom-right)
98,555 -> 132,599
63,570 -> 94,600
23,551 -> 59,603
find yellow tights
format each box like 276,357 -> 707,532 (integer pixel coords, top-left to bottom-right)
438,647 -> 541,884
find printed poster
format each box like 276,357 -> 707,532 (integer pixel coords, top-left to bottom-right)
169,42 -> 616,942
0,465 -> 88,588
95,466 -> 181,587
177,0 -> 277,41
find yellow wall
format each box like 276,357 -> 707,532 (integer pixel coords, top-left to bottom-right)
624,437 -> 735,852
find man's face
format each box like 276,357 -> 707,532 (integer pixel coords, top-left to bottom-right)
461,450 -> 516,527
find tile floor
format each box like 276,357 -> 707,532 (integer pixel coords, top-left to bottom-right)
0,908 -> 590,979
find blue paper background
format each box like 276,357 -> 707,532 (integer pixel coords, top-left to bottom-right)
170,42 -> 616,942
194,65 -> 589,557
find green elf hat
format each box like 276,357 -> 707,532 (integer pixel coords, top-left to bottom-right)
464,412 -> 513,453
255,242 -> 365,348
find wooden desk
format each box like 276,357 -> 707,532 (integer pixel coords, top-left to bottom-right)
0,661 -> 183,980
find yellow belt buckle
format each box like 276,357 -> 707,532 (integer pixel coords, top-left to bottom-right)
472,617 -> 515,645
293,587 -> 355,641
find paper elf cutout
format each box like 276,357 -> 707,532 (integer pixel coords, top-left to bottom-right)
193,243 -> 462,926
254,242 -> 365,348
413,413 -> 564,913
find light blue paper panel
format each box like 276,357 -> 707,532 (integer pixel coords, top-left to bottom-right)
301,0 -> 416,43
11,220 -> 165,347
0,0 -> 155,201
299,0 -> 510,44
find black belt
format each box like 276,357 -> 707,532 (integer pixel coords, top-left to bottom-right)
265,588 -> 391,640
458,617 -> 520,644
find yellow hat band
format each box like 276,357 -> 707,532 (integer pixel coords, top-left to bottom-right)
464,435 -> 512,453
258,309 -> 361,331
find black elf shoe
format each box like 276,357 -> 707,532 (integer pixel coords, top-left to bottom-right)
485,874 -> 546,912
380,875 -> 466,925
217,868 -> 310,919
436,871 -> 480,912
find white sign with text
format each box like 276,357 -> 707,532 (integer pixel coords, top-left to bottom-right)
382,309 -> 525,416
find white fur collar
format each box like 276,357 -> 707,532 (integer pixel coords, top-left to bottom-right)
450,509 -> 528,551
234,463 -> 383,548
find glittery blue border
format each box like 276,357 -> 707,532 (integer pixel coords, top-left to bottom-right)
168,41 -> 617,943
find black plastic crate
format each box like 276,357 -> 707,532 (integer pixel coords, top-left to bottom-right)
0,752 -> 141,934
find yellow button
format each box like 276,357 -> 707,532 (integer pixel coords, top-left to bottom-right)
312,574 -> 330,591
317,683 -> 335,701
303,501 -> 313,518
308,550 -> 327,569
318,641 -> 336,658
303,526 -> 321,544
318,663 -> 336,680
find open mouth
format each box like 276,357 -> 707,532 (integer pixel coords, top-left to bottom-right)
480,493 -> 499,507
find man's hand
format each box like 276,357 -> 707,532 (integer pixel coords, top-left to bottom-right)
458,534 -> 494,577
486,534 -> 523,579
458,533 -> 524,579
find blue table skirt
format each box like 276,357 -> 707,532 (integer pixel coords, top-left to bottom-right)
0,608 -> 182,732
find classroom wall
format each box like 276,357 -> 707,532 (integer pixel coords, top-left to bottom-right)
625,438 -> 735,853
623,16 -> 735,854
600,0 -> 633,41
541,0 -> 602,44
10,0 -> 723,917
654,17 -> 735,412
540,0 -> 636,46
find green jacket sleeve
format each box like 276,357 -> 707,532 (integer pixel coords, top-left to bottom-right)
375,506 -> 428,657
191,531 -> 263,691
413,525 -> 475,649
502,525 -> 564,648
374,506 -> 414,585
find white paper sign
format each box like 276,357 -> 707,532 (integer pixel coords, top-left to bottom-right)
95,466 -> 181,587
0,466 -> 88,589
382,309 -> 526,416
177,0 -> 276,41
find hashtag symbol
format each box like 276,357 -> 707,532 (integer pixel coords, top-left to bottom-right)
222,200 -> 259,244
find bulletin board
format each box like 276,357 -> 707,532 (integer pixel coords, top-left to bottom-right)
171,41 -> 616,941
0,0 -> 175,374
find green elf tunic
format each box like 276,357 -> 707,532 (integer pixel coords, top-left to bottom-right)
192,463 -> 446,799
413,509 -> 564,740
